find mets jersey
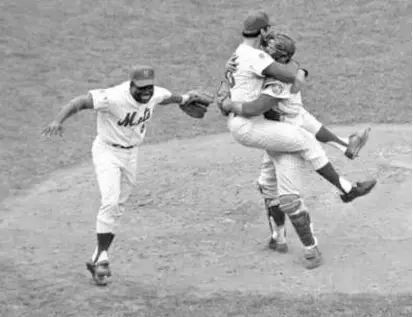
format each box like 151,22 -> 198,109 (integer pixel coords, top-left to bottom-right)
261,79 -> 303,118
261,79 -> 322,134
228,43 -> 274,103
89,81 -> 172,147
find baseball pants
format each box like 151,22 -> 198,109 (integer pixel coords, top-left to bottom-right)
258,106 -> 325,198
227,113 -> 328,171
92,136 -> 138,233
281,107 -> 322,136
256,107 -> 325,248
258,151 -> 304,198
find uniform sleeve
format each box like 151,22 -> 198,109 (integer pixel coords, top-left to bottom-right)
89,88 -> 111,111
261,80 -> 291,99
153,86 -> 172,104
250,50 -> 274,77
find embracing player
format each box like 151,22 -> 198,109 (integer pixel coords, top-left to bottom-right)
225,33 -> 370,160
218,11 -> 375,202
219,32 -> 376,268
42,65 -> 213,285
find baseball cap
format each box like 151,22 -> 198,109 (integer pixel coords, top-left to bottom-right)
130,65 -> 155,87
243,12 -> 271,35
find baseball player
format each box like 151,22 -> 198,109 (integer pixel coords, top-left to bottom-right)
218,12 -> 375,202
219,33 -> 377,268
258,34 -> 374,268
41,65 -> 213,285
224,36 -> 369,161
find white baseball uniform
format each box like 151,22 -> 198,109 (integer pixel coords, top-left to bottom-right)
261,79 -> 322,134
89,81 -> 172,233
227,43 -> 328,172
258,79 -> 323,197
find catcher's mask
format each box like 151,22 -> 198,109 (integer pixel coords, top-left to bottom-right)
265,33 -> 296,64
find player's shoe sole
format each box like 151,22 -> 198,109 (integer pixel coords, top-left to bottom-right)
86,260 -> 111,286
345,127 -> 371,159
340,179 -> 377,203
303,246 -> 323,269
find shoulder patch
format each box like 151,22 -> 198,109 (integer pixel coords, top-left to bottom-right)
271,83 -> 284,95
259,52 -> 265,59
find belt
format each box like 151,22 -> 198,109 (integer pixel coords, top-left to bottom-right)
110,143 -> 136,150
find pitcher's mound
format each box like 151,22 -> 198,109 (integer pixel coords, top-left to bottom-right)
0,124 -> 411,297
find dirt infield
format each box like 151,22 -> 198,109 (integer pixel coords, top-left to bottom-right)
0,124 -> 411,316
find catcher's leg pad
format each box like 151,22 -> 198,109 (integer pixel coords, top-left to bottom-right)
265,198 -> 285,226
279,194 -> 315,247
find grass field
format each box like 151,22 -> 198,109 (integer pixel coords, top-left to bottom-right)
0,0 -> 411,316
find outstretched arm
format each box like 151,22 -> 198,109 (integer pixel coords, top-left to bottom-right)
159,93 -> 189,106
159,90 -> 214,119
54,94 -> 94,123
41,93 -> 94,137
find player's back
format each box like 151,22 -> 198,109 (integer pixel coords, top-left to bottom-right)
229,43 -> 273,103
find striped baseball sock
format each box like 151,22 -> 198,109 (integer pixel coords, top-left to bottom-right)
92,233 -> 115,263
316,126 -> 348,153
316,162 -> 352,194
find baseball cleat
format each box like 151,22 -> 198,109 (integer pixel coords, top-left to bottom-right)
303,246 -> 323,269
86,260 -> 111,286
345,127 -> 371,159
268,237 -> 289,253
268,226 -> 288,253
340,179 -> 377,203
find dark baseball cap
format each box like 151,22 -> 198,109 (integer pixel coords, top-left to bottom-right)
130,65 -> 155,87
243,12 -> 271,35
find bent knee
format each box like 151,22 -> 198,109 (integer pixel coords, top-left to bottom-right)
278,194 -> 306,215
98,200 -> 121,218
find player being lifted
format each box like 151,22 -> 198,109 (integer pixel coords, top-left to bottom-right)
218,30 -> 376,268
42,65 -> 213,285
224,33 -> 370,161
218,12 -> 375,202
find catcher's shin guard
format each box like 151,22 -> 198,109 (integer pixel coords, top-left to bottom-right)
303,245 -> 323,269
265,199 -> 285,227
265,199 -> 288,252
288,211 -> 315,247
278,194 -> 315,248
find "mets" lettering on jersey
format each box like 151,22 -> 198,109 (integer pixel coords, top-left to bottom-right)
117,108 -> 151,127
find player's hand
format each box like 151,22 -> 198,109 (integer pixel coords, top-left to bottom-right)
41,120 -> 64,137
219,98 -> 234,117
215,81 -> 232,116
290,69 -> 308,94
225,54 -> 238,73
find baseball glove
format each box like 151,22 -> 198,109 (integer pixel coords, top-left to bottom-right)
179,90 -> 214,119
